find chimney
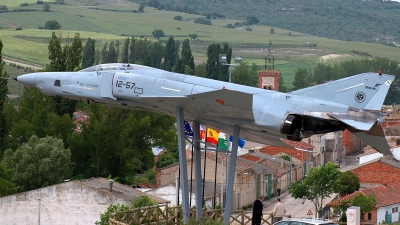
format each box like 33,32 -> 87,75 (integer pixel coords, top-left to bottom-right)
108,179 -> 114,192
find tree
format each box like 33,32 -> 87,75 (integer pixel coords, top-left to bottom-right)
351,194 -> 377,220
82,37 -> 96,69
0,39 -> 9,152
270,28 -> 275,34
44,20 -> 61,30
121,38 -> 130,63
152,29 -> 165,40
290,162 -> 342,217
138,3 -> 145,12
164,36 -> 177,71
231,61 -> 256,86
47,31 -> 64,71
190,33 -> 198,40
96,203 -> 130,225
278,74 -> 288,92
2,135 -> 71,192
43,3 -> 50,11
337,171 -> 360,195
0,163 -> 17,196
292,68 -> 311,90
156,152 -> 177,168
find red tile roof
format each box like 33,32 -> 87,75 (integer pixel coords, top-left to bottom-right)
206,152 -> 253,174
327,182 -> 400,207
259,145 -> 309,162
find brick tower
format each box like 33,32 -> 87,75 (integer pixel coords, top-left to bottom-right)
258,69 -> 281,91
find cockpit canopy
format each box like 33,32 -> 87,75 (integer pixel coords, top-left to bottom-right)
79,63 -> 151,72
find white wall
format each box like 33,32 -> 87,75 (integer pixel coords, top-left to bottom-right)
0,181 -> 128,225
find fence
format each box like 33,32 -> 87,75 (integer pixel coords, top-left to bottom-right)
109,204 -> 273,225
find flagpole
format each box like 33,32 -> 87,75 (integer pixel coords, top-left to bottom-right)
213,149 -> 218,209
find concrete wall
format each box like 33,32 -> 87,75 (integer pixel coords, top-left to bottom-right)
0,181 -> 128,225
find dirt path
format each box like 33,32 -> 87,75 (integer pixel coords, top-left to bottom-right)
3,58 -> 43,70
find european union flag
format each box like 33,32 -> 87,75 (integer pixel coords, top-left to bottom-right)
229,135 -> 246,148
184,120 -> 193,136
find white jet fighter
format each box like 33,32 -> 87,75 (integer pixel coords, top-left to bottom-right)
15,63 -> 395,154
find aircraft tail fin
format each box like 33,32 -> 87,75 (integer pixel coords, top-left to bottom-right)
350,124 -> 391,155
290,72 -> 394,110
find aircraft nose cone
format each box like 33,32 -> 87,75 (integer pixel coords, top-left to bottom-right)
16,73 -> 37,87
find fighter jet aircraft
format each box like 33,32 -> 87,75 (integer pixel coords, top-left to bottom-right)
15,63 -> 394,154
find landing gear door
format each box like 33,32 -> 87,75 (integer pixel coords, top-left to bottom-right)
100,72 -> 117,100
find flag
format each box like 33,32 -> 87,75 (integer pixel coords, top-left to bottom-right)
206,128 -> 219,145
217,132 -> 228,150
184,120 -> 193,136
229,135 -> 246,148
200,125 -> 206,140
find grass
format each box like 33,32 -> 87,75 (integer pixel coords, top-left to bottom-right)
1,0 -> 400,85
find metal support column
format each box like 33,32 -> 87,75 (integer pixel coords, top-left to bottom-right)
193,121 -> 203,219
176,107 -> 190,222
223,125 -> 240,224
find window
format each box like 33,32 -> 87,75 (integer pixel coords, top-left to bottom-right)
392,207 -> 398,213
368,213 -> 372,220
54,80 -> 60,87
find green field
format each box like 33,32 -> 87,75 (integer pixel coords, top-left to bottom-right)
1,0 -> 400,87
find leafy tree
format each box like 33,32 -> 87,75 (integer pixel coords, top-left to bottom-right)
181,39 -> 195,71
189,34 -> 198,40
95,203 -> 130,225
43,3 -> 50,11
290,162 -> 342,217
156,152 -> 178,168
67,104 -> 178,182
82,37 -> 96,69
337,171 -> 360,195
108,41 -> 116,63
132,195 -> 157,208
0,163 -> 17,196
0,39 -> 9,152
292,68 -> 311,90
44,20 -> 61,30
194,63 -> 206,77
138,3 -> 145,12
164,36 -> 178,71
152,29 -> 165,40
278,74 -> 288,92
101,42 -> 109,63
147,41 -> 164,68
121,38 -> 130,63
2,135 -> 71,192
65,32 -> 83,71
231,61 -> 256,86
270,28 -> 275,34
128,37 -> 136,63
47,31 -> 64,71
351,194 -> 377,220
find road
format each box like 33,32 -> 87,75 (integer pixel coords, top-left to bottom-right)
261,154 -> 360,219
3,58 -> 43,70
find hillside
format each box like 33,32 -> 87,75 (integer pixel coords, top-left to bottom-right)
1,0 -> 400,87
129,0 -> 400,45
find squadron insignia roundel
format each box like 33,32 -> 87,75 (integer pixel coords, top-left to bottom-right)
355,92 -> 366,103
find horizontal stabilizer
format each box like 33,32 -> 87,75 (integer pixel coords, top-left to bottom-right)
352,125 -> 391,155
328,113 -> 376,131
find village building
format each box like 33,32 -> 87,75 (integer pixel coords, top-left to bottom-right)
0,177 -> 168,225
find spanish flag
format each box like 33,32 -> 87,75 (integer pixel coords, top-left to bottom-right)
206,128 -> 219,145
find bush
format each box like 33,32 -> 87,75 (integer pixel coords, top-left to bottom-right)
20,3 -> 29,6
174,15 -> 182,21
194,18 -> 212,25
16,27 -> 22,30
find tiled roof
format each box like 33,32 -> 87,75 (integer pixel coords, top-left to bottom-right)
259,145 -> 309,162
327,182 -> 400,207
206,152 -> 253,174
